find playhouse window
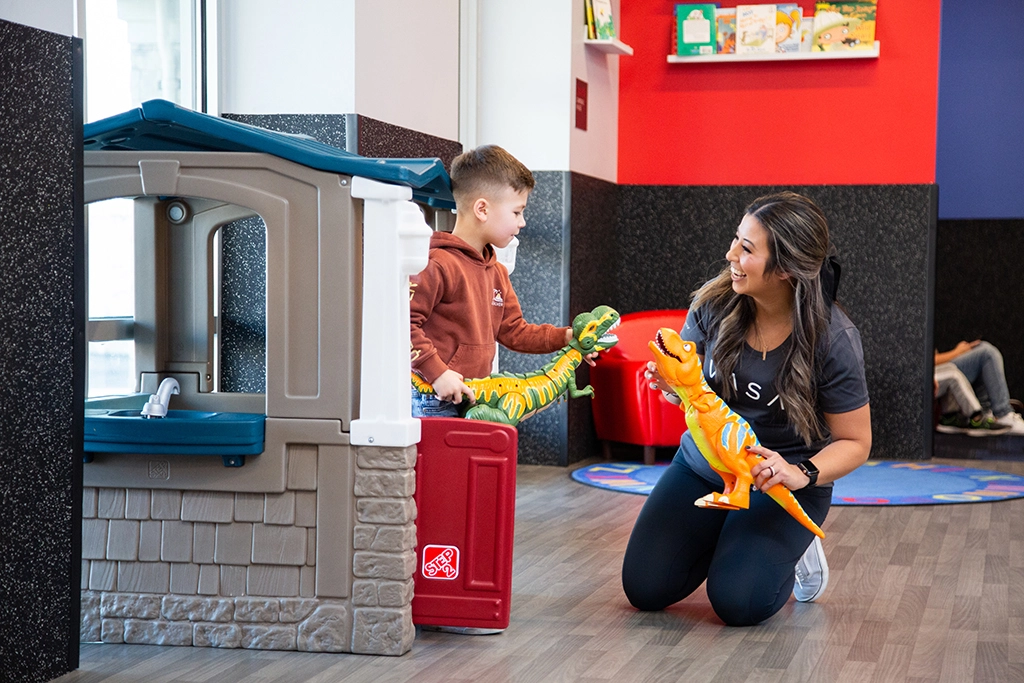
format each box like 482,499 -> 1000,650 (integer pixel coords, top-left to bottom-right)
84,0 -> 204,396
86,196 -> 268,398
87,198 -> 135,397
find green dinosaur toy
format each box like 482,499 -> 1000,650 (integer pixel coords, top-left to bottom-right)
412,305 -> 620,426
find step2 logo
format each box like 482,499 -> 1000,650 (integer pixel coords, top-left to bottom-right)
421,544 -> 459,580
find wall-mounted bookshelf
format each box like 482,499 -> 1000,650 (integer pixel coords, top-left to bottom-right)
585,38 -> 634,56
667,40 -> 879,64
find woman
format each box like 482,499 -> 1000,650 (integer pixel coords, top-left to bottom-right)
621,191 -> 871,626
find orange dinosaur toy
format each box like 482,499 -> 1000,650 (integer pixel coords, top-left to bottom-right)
649,328 -> 824,538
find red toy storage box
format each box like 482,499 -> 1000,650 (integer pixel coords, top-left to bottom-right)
412,417 -> 518,630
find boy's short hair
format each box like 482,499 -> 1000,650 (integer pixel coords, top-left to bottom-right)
450,145 -> 535,207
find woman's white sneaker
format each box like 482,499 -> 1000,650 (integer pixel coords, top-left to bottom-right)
793,536 -> 829,602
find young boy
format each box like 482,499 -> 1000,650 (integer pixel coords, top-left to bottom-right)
410,145 -> 572,417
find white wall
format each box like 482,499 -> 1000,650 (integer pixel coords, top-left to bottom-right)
569,0 -> 619,183
218,0 -> 356,115
3,0 -> 619,174
354,0 -> 458,141
476,0 -> 572,171
0,0 -> 75,36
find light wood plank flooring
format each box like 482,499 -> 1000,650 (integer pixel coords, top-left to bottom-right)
57,456 -> 1024,683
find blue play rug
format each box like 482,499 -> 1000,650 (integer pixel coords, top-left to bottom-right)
570,460 -> 1024,506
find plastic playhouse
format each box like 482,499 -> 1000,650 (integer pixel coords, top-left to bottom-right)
79,100 -> 513,655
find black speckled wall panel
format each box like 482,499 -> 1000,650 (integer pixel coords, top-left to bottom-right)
616,184 -> 937,461
498,171 -> 623,466
499,171 -> 571,465
935,219 -> 1024,403
353,116 -> 463,171
567,173 -> 620,465
218,215 -> 267,393
0,19 -> 83,681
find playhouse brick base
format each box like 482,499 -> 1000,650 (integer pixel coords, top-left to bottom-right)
80,444 -> 418,656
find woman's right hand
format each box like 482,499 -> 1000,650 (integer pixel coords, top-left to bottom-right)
644,361 -> 671,392
646,362 -> 683,405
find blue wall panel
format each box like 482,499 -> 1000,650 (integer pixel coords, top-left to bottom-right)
937,0 -> 1024,219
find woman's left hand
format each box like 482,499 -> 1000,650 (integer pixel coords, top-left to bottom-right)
747,444 -> 809,492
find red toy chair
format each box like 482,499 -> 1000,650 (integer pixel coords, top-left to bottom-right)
590,309 -> 689,465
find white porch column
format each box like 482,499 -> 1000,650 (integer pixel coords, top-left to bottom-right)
350,176 -> 432,447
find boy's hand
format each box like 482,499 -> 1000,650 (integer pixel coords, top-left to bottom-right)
564,328 -> 600,367
432,369 -> 476,405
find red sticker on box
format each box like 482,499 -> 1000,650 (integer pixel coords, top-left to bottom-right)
421,544 -> 459,580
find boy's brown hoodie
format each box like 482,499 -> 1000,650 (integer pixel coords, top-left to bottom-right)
410,232 -> 567,383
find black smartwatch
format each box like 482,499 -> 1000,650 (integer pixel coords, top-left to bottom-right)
796,459 -> 819,488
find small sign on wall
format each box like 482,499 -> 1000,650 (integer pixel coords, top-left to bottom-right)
576,79 -> 588,131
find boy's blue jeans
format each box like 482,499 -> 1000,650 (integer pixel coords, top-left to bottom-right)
411,386 -> 461,418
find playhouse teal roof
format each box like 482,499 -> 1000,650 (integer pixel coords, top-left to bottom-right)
83,99 -> 455,209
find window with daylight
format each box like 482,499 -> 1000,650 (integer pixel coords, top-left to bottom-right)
84,0 -> 202,396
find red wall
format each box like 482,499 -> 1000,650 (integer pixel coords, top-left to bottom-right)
617,1 -> 941,185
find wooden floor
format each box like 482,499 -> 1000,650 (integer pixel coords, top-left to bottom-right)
57,456 -> 1024,683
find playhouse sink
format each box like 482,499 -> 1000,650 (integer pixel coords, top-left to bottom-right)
84,406 -> 266,467
106,409 -> 218,419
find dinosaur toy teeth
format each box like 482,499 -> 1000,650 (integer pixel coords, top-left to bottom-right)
599,318 -> 620,345
654,330 -> 682,362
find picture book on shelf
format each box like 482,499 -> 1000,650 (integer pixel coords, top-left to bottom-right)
813,2 -> 877,52
736,4 -> 776,54
592,0 -> 616,40
584,0 -> 596,40
775,4 -> 802,53
716,7 -> 737,55
800,16 -> 815,52
675,4 -> 717,56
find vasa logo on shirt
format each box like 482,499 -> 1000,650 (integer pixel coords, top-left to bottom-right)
492,289 -> 504,307
706,357 -> 786,410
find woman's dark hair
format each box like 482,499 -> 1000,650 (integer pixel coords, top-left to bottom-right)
690,191 -> 835,444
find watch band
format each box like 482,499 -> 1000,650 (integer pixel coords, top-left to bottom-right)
797,459 -> 819,488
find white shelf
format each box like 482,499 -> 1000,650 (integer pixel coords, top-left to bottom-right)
584,38 -> 634,56
667,40 -> 879,64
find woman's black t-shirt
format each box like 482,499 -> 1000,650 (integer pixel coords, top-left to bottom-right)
680,304 -> 869,463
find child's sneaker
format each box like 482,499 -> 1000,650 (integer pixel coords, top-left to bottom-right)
936,413 -> 971,434
937,412 -> 1010,436
994,411 -> 1024,435
966,413 -> 1011,436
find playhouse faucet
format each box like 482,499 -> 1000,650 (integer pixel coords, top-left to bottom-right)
141,378 -> 180,418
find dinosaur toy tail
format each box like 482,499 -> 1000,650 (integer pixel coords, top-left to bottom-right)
765,483 -> 825,538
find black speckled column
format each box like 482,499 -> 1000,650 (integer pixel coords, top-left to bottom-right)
0,19 -> 84,681
567,173 -> 620,465
498,172 -> 571,465
615,185 -> 937,461
497,171 -> 621,466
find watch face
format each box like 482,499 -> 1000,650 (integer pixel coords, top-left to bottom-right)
799,460 -> 818,485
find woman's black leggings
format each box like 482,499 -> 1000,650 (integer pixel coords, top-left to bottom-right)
621,449 -> 832,626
